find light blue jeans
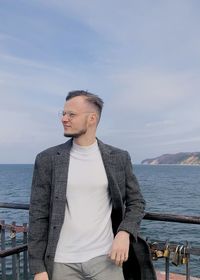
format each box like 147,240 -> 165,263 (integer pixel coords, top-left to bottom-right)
52,255 -> 124,280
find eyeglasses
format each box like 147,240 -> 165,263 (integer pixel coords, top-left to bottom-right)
58,111 -> 94,120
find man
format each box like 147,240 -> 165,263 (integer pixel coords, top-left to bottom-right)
28,90 -> 156,280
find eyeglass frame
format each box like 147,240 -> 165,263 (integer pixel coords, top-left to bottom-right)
58,110 -> 95,120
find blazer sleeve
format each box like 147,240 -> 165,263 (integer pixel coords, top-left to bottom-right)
117,151 -> 146,241
28,152 -> 52,274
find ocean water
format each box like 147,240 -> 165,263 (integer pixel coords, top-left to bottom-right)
134,164 -> 200,277
0,164 -> 200,277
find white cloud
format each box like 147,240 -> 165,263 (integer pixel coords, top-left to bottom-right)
0,53 -> 96,101
3,1 -> 200,58
107,67 -> 200,114
158,136 -> 200,146
145,120 -> 175,128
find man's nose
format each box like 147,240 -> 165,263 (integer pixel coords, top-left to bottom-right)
62,114 -> 70,122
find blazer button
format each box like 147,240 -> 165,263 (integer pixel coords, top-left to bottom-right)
53,226 -> 57,229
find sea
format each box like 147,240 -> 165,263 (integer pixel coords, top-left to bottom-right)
0,164 -> 200,277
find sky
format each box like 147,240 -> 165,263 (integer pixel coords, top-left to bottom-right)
0,0 -> 200,164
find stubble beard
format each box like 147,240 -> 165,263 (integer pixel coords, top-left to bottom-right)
64,128 -> 87,138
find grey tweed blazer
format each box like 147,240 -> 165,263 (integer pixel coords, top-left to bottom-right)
28,138 -> 157,280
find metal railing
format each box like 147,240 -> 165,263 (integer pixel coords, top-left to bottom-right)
0,217 -> 29,280
0,202 -> 200,280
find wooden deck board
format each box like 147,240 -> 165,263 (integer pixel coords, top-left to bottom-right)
156,271 -> 200,280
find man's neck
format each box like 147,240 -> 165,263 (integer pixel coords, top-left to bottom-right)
73,136 -> 97,146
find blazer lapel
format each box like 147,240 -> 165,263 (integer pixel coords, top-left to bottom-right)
54,139 -> 72,200
98,139 -> 123,213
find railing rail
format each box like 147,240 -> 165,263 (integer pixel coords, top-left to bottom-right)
0,245 -> 27,258
0,202 -> 29,210
144,212 -> 200,224
1,202 -> 200,224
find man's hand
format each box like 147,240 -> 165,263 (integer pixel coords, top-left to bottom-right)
34,272 -> 49,280
108,231 -> 130,267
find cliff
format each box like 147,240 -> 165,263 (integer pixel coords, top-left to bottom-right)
141,152 -> 200,165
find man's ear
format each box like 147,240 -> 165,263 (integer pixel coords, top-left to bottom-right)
90,113 -> 98,125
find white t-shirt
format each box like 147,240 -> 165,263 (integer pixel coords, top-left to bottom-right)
54,140 -> 113,263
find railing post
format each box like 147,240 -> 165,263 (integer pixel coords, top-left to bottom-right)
165,256 -> 170,280
16,253 -> 20,280
0,220 -> 6,280
11,221 -> 17,279
186,242 -> 190,280
23,222 -> 28,280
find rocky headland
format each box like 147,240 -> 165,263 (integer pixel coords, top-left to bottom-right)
141,152 -> 200,165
